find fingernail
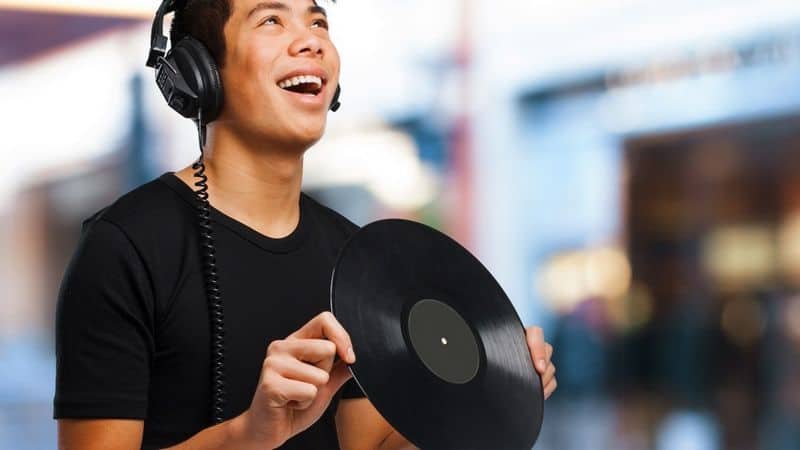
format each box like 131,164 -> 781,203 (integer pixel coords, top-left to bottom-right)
538,359 -> 546,371
347,347 -> 356,363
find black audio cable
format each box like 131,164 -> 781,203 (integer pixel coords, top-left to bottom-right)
191,118 -> 226,424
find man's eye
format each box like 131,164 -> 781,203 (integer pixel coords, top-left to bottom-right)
312,19 -> 329,30
261,16 -> 280,26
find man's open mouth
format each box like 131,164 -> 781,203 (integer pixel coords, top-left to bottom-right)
277,75 -> 324,96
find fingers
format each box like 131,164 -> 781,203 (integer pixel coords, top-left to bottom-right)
263,354 -> 332,387
540,360 -> 556,389
260,355 -> 353,411
526,326 -> 548,373
290,312 -> 356,364
261,371 -> 319,410
268,338 -> 337,372
544,378 -> 558,400
526,325 -> 558,400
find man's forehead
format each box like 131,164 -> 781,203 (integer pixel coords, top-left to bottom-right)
232,0 -> 323,15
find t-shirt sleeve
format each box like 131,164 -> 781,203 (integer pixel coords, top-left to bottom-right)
54,218 -> 155,419
339,377 -> 366,399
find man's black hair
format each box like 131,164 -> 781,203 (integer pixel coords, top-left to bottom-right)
170,0 -> 232,68
170,0 -> 334,70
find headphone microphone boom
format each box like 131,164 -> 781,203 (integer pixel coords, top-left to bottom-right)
146,0 -> 342,425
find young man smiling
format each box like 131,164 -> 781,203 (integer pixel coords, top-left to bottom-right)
54,0 -> 557,449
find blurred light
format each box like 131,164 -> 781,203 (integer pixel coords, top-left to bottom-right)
721,296 -> 765,348
0,0 -> 154,18
655,410 -> 720,450
537,246 -> 632,315
778,212 -> 800,285
609,282 -> 654,332
304,126 -> 438,211
537,251 -> 587,314
702,225 -> 775,292
584,247 -> 632,300
627,283 -> 654,329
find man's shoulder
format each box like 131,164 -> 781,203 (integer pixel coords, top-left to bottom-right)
83,173 -> 193,238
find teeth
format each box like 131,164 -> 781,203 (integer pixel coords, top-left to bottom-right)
278,75 -> 323,89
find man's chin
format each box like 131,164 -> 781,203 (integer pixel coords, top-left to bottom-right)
270,123 -> 326,152
287,117 -> 326,144
244,105 -> 328,149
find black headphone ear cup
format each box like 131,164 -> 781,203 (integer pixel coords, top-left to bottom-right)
204,54 -> 223,122
170,37 -> 224,124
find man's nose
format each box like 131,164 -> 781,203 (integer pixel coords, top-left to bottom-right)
289,30 -> 323,57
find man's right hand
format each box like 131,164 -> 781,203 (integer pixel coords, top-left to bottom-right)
230,311 -> 357,449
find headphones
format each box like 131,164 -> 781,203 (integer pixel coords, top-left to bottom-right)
146,0 -> 341,129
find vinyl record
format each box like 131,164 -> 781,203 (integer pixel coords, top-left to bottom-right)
330,219 -> 544,450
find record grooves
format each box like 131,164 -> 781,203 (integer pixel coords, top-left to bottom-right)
331,219 -> 544,450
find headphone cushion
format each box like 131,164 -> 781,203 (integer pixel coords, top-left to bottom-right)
170,37 -> 223,124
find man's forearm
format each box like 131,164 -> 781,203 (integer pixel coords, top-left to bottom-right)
164,411 -> 267,450
377,430 -> 418,450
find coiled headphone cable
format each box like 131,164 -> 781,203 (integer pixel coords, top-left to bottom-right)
191,119 -> 226,424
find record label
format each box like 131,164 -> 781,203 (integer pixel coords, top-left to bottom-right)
406,298 -> 481,385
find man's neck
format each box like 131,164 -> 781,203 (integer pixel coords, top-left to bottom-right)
174,126 -> 306,239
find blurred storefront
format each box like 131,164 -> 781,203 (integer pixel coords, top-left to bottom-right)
506,21 -> 800,450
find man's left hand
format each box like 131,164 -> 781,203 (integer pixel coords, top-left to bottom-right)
526,326 -> 557,400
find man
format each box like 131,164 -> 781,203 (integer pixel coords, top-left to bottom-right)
54,0 -> 557,448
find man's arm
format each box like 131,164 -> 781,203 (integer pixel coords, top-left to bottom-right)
58,419 -> 143,450
336,398 -> 417,450
58,413 -> 259,450
59,397 -> 409,450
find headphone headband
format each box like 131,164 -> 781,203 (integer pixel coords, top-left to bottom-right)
147,0 -> 177,68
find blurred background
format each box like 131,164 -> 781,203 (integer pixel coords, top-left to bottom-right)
1,0 -> 800,448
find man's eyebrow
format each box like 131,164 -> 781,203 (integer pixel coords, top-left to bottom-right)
246,2 -> 328,19
309,5 -> 328,18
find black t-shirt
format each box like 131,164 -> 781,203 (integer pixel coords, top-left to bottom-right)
54,172 -> 366,449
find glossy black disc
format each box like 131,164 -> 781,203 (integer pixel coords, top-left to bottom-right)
330,219 -> 543,450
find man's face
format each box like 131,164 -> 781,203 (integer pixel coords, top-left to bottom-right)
220,0 -> 340,150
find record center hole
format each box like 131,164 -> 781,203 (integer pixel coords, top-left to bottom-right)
441,337 -> 448,345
